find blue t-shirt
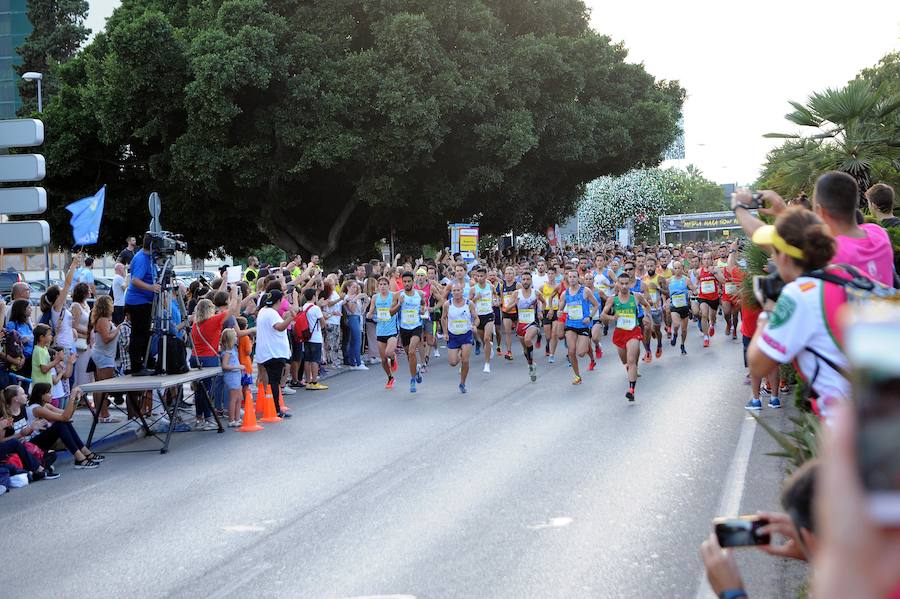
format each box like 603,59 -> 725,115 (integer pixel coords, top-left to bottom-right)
5,321 -> 34,358
75,267 -> 95,285
125,250 -> 155,305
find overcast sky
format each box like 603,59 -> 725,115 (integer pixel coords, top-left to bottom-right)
86,0 -> 899,185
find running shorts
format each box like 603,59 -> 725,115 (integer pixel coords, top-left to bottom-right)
477,314 -> 493,331
672,306 -> 691,319
564,326 -> 591,337
516,321 -> 538,337
502,311 -> 518,322
376,334 -> 397,344
542,311 -> 556,326
399,327 -> 423,347
613,327 -> 644,349
650,309 -> 662,326
699,297 -> 720,311
447,330 -> 474,350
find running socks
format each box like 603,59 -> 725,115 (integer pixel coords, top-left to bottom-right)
524,345 -> 534,365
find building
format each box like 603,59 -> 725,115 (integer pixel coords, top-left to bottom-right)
0,0 -> 32,119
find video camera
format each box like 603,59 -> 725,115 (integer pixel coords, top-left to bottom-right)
146,230 -> 187,262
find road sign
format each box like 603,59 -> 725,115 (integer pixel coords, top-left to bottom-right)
0,221 -> 50,248
0,119 -> 44,148
0,154 -> 46,182
0,187 -> 46,214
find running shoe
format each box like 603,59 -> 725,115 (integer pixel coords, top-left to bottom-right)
572,375 -> 582,385
434,348 -> 440,357
670,335 -> 677,347
475,344 -> 481,356
483,363 -> 491,373
703,337 -> 710,348
725,324 -> 732,337
588,359 -> 596,371
709,325 -> 715,337
307,382 -> 329,390
595,346 -> 602,359
289,380 -> 303,388
745,398 -> 763,411
281,386 -> 296,395
529,364 -> 537,382
548,355 -> 555,364
459,384 -> 467,394
410,378 -> 417,393
391,358 -> 398,373
625,391 -> 635,402
779,381 -> 790,394
386,377 -> 395,389
277,412 -> 292,419
680,345 -> 687,355
655,346 -> 662,359
731,332 -> 738,341
642,351 -> 652,363
504,351 -> 513,361
768,396 -> 782,409
43,470 -> 61,480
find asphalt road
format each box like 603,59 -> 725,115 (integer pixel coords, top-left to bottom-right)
2,331 -> 796,598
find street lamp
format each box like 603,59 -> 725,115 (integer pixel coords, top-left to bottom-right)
21,71 -> 49,286
21,72 -> 43,113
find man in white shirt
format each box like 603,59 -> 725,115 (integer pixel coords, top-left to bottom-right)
254,289 -> 296,417
112,262 -> 128,324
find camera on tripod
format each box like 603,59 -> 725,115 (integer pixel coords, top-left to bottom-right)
147,230 -> 187,263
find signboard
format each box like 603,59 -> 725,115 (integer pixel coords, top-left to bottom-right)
658,210 -> 757,244
449,223 -> 479,262
546,225 -> 560,249
616,228 -> 632,248
0,221 -> 50,248
0,118 -> 50,249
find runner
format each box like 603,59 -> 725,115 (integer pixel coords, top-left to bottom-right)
365,276 -> 399,389
643,256 -> 666,359
470,266 -> 496,373
583,275 -> 602,371
394,272 -> 428,393
558,270 -> 601,385
592,255 -> 615,360
625,261 -> 653,363
601,272 -> 652,402
720,245 -> 744,340
414,268 -> 435,372
531,259 -> 550,350
689,254 -> 702,334
499,266 -> 519,360
427,264 -> 442,358
509,272 -> 544,382
441,282 -> 477,394
697,252 -> 726,348
665,261 -> 695,355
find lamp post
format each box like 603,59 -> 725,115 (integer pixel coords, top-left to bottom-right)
21,71 -> 50,286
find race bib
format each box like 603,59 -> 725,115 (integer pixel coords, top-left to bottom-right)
449,318 -> 469,335
649,291 -> 658,304
401,309 -> 419,326
519,308 -> 535,323
599,284 -> 610,296
701,280 -> 716,294
551,296 -> 559,310
724,283 -> 738,296
671,294 -> 687,308
567,304 -> 583,321
376,307 -> 391,322
617,313 -> 637,330
503,293 -> 514,308
476,297 -> 492,314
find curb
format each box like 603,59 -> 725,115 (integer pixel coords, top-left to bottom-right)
55,427 -> 146,464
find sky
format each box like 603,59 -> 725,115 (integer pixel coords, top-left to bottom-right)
85,1 -> 899,185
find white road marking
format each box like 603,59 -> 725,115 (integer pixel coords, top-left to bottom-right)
527,516 -> 574,530
694,414 -> 758,599
341,596 -> 416,599
222,524 -> 266,533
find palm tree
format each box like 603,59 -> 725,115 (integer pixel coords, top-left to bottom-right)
765,79 -> 900,207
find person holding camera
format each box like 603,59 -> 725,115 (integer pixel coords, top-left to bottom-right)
744,207 -> 849,419
125,234 -> 161,372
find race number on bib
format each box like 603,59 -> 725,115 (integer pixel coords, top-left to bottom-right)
518,308 -> 535,323
503,293 -> 514,308
671,294 -> 687,308
724,283 -> 738,296
701,281 -> 716,294
377,307 -> 391,322
617,314 -> 637,330
567,304 -> 583,321
649,291 -> 658,304
401,309 -> 419,326
449,318 -> 469,335
476,297 -> 492,314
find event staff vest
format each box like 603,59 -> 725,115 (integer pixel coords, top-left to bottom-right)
473,282 -> 493,316
446,300 -> 473,335
516,288 -> 539,325
564,286 -> 590,329
374,293 -> 398,337
614,294 -> 639,331
668,276 -> 689,309
399,291 -> 423,330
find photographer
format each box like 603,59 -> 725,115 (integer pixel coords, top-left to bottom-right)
124,234 -> 161,372
745,208 -> 849,419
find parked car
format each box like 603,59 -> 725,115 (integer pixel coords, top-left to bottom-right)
174,270 -> 215,286
94,277 -> 113,295
0,271 -> 25,297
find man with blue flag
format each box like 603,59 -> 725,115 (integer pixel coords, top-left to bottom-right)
65,185 -> 105,247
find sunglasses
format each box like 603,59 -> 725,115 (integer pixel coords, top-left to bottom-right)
624,267 -> 634,271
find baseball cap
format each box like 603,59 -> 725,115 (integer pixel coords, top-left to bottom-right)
264,289 -> 284,306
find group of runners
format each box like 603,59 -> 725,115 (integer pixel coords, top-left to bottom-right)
364,241 -> 746,401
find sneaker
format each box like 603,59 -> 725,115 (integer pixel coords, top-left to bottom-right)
780,381 -> 790,394
625,391 -> 635,402
745,398 -> 763,411
504,351 -> 513,361
85,453 -> 105,463
548,355 -> 555,364
74,459 -> 99,470
386,377 -> 395,389
655,347 -> 662,359
703,337 -> 710,348
709,325 -> 715,337
483,363 -> 491,373
572,375 -> 582,385
352,364 -> 369,371
410,379 -> 417,393
289,380 -> 303,388
43,470 -> 61,480
193,419 -> 209,431
306,382 -> 329,390
680,345 -> 687,355
202,420 -> 219,431
228,420 -> 241,428
642,351 -> 652,363
277,412 -> 293,419
588,359 -> 596,371
459,383 -> 467,394
42,451 -> 57,470
415,368 -> 423,384
433,348 -> 440,358
768,396 -> 782,409
529,364 -> 537,382
281,386 -> 297,395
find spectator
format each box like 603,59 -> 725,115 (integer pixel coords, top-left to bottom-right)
190,287 -> 239,429
254,289 -> 297,416
89,296 -> 121,423
112,262 -> 128,324
19,383 -> 102,469
30,324 -> 63,389
300,288 -> 327,390
125,233 -> 161,374
8,282 -> 31,326
343,281 -> 367,370
320,277 -> 344,368
218,328 -> 243,427
866,183 -> 900,228
5,299 -> 34,381
70,283 -> 93,388
0,388 -> 55,479
74,257 -> 96,297
117,236 -> 137,265
40,255 -> 80,370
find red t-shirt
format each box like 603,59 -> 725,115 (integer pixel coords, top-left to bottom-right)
740,303 -> 762,339
191,312 -> 228,357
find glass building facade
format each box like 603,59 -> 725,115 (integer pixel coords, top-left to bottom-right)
0,0 -> 32,119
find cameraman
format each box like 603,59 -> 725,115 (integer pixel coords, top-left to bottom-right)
124,234 -> 161,371
744,208 -> 849,419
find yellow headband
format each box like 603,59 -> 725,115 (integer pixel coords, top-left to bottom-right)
752,225 -> 805,260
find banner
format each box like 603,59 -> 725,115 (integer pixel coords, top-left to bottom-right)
659,210 -> 754,233
449,223 -> 479,262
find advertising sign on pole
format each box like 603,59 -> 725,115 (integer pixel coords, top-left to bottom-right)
449,223 -> 479,262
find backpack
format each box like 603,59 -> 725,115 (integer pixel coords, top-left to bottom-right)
3,328 -> 24,365
293,305 -> 316,343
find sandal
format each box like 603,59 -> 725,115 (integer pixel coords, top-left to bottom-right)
98,417 -> 121,424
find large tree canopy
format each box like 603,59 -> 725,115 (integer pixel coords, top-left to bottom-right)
41,0 -> 684,259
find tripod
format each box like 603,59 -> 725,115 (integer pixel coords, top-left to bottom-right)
141,254 -> 190,374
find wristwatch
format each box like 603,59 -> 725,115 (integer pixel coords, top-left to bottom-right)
719,590 -> 748,599
732,204 -> 751,214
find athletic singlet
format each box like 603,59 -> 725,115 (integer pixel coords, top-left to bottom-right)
630,280 -> 645,318
399,290 -> 424,330
540,282 -> 556,312
501,281 -> 518,314
447,281 -> 471,302
446,300 -> 474,335
613,294 -> 639,331
643,274 -> 661,308
698,268 -> 719,300
516,288 -> 539,324
668,276 -> 689,309
594,269 -> 614,298
563,286 -> 590,329
374,293 -> 398,337
689,270 -> 700,299
723,267 -> 743,300
415,283 -> 432,320
472,282 -> 493,315
592,289 -> 603,321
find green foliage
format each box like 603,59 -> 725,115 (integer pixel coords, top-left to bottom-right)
39,0 -> 684,259
740,241 -> 770,308
751,411 -> 821,471
248,244 -> 288,267
14,0 -> 90,115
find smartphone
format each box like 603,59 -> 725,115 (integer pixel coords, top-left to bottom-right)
713,516 -> 770,547
744,192 -> 764,209
845,302 -> 900,524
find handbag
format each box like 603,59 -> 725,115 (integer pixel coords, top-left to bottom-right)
75,337 -> 89,351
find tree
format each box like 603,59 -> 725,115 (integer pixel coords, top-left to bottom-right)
14,0 -> 90,115
41,0 -> 683,260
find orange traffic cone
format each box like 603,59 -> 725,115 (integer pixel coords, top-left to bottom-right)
239,387 -> 263,432
260,384 -> 281,422
255,383 -> 266,415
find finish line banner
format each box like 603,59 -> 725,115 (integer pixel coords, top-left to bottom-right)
659,210 -> 756,233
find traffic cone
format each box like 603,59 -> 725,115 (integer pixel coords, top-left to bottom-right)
260,384 -> 281,423
239,387 -> 263,432
255,383 -> 265,415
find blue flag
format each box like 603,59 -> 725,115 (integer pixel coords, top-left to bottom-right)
65,185 -> 105,246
